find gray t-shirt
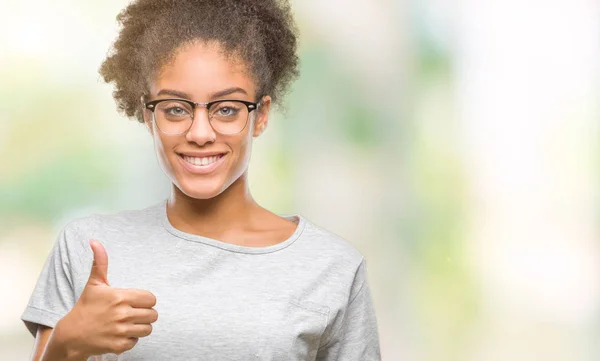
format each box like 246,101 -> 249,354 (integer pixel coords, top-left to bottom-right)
21,198 -> 381,361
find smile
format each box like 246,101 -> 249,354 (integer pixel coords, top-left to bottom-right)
177,153 -> 226,174
182,154 -> 221,166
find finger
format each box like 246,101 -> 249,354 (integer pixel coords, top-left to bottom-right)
121,289 -> 157,308
88,239 -> 109,286
127,308 -> 159,324
111,337 -> 138,355
125,324 -> 153,338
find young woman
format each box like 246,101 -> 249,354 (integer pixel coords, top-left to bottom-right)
21,1 -> 382,360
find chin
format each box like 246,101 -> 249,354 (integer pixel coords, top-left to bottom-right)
176,178 -> 227,200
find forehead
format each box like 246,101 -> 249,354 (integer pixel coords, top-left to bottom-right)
149,40 -> 255,99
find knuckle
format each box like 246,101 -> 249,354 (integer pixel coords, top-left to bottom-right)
114,307 -> 129,321
114,323 -> 128,336
113,340 -> 132,355
128,337 -> 139,350
112,292 -> 126,305
111,343 -> 123,354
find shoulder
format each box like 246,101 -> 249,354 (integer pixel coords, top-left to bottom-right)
57,200 -> 164,252
300,218 -> 364,257
295,215 -> 366,271
291,216 -> 373,335
74,200 -> 163,232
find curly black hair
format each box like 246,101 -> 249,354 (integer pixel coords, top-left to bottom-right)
99,0 -> 299,123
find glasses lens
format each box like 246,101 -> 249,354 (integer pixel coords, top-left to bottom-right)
209,101 -> 250,134
155,100 -> 193,134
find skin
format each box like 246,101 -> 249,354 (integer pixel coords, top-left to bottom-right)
33,240 -> 157,361
30,39 -> 297,361
144,39 -> 297,247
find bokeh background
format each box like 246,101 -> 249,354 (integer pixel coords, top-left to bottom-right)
1,0 -> 599,360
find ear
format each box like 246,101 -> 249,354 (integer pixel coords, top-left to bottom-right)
252,95 -> 271,138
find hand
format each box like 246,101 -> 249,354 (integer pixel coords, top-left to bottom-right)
54,239 -> 158,358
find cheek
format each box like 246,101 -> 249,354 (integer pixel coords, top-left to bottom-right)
153,134 -> 177,174
230,133 -> 253,171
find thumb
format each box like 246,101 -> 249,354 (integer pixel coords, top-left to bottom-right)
88,239 -> 109,286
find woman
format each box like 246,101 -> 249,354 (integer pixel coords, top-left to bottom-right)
21,0 -> 382,360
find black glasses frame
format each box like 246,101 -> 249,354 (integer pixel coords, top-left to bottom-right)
143,98 -> 260,135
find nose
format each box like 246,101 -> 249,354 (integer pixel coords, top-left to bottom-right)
185,106 -> 217,145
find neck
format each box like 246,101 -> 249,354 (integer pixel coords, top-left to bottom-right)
166,172 -> 259,236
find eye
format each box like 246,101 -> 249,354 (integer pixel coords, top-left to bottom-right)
216,106 -> 239,117
210,101 -> 244,118
156,101 -> 192,119
165,106 -> 188,116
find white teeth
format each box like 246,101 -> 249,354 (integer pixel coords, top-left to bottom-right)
182,155 -> 221,166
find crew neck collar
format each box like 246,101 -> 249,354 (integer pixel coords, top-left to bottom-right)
157,198 -> 305,254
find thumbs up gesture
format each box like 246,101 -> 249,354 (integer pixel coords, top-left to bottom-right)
53,240 -> 158,359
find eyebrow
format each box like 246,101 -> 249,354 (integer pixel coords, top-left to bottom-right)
155,87 -> 248,100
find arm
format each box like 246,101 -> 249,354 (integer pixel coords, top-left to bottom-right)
24,222 -> 86,361
23,222 -> 157,361
31,325 -> 87,361
316,259 -> 382,361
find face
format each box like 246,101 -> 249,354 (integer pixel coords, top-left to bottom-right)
142,40 -> 271,200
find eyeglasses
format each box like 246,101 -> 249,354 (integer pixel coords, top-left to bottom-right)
143,98 -> 260,135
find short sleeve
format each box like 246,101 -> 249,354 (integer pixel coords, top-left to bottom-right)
316,259 -> 382,361
20,223 -> 80,337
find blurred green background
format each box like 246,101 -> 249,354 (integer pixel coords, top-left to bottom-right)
1,0 -> 599,360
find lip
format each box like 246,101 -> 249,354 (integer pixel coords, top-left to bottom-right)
177,151 -> 226,157
177,153 -> 226,175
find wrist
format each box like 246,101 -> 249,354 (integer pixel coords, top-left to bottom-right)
44,319 -> 88,361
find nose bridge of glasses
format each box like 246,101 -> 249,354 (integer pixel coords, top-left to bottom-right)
187,101 -> 218,137
193,101 -> 210,108
190,101 -> 211,119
